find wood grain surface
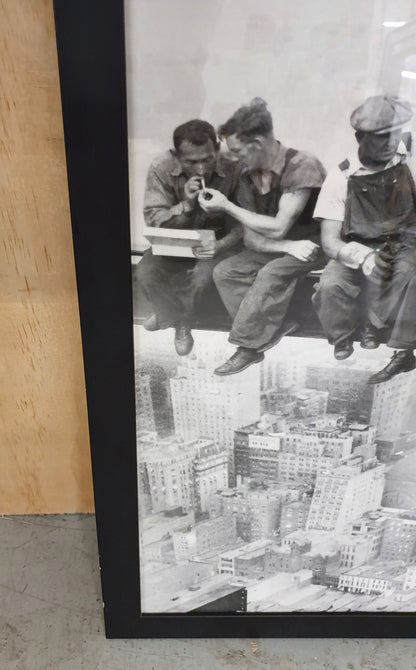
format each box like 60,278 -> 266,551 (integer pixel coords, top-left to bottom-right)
0,0 -> 94,512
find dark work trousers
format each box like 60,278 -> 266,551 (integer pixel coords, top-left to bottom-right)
313,243 -> 416,349
213,248 -> 325,350
133,248 -> 236,328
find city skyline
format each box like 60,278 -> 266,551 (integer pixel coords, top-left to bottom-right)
134,325 -> 416,614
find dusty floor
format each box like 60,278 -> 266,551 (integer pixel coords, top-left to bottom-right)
1,514 -> 415,669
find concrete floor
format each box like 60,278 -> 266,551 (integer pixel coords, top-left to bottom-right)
1,515 -> 415,670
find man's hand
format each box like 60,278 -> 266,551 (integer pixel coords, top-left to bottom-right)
338,241 -> 372,269
368,247 -> 394,281
184,176 -> 203,204
361,251 -> 376,276
284,240 -> 320,262
192,237 -> 220,259
198,188 -> 230,213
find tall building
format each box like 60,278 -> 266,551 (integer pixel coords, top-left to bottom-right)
279,419 -> 354,477
295,389 -> 329,418
235,416 -> 354,487
338,512 -> 386,570
193,442 -> 229,516
261,388 -> 328,419
137,435 -> 228,515
338,514 -> 386,570
172,514 -> 237,562
371,370 -> 416,438
234,420 -> 283,485
260,390 -> 298,417
306,359 -> 378,423
171,355 -> 260,452
135,372 -> 156,433
382,452 -> 416,509
262,349 -> 305,392
137,435 -> 196,513
208,484 -> 293,542
379,511 -> 416,563
348,423 -> 377,460
261,338 -> 328,392
280,499 -> 312,537
235,488 -> 281,541
307,457 -> 386,533
134,338 -> 176,436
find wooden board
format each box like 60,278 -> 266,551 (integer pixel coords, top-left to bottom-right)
0,0 -> 93,513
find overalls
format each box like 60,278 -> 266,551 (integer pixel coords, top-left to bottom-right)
214,149 -> 325,350
313,161 -> 416,349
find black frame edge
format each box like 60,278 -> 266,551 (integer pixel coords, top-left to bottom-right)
53,0 -> 415,639
53,0 -> 141,637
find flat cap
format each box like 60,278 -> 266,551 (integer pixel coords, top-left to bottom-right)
350,95 -> 413,134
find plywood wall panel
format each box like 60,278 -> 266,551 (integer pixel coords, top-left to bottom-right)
0,0 -> 94,512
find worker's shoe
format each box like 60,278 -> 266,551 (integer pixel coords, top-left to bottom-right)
214,347 -> 264,376
257,321 -> 299,353
174,324 -> 194,356
360,324 -> 380,350
368,350 -> 415,385
143,313 -> 160,331
334,339 -> 354,360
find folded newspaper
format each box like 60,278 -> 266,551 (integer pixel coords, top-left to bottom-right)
143,227 -> 215,257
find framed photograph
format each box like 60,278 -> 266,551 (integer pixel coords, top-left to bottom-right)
54,0 -> 416,637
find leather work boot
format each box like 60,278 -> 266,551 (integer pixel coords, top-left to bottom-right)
360,323 -> 380,350
214,347 -> 264,376
174,324 -> 194,356
257,321 -> 299,353
142,314 -> 160,331
368,350 -> 416,385
334,339 -> 354,360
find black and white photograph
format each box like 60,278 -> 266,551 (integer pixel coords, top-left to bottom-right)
124,0 -> 416,615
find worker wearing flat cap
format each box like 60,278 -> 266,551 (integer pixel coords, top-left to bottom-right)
313,94 -> 416,384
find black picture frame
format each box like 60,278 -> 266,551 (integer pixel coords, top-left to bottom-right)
53,0 -> 416,638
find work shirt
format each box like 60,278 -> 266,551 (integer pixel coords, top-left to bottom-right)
313,141 -> 416,348
234,142 -> 326,242
313,142 -> 415,222
143,150 -> 238,238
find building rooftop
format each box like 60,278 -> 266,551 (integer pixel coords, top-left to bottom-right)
379,507 -> 416,521
338,533 -> 375,547
220,539 -> 272,561
272,545 -> 291,555
348,423 -> 370,431
175,514 -> 231,536
246,570 -> 312,605
138,436 -> 217,462
283,530 -> 338,555
344,562 -> 407,579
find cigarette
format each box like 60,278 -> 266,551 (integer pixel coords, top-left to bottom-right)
199,177 -> 212,200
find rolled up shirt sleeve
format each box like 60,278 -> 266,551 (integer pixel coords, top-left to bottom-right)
143,162 -> 191,228
281,151 -> 327,193
313,168 -> 347,222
